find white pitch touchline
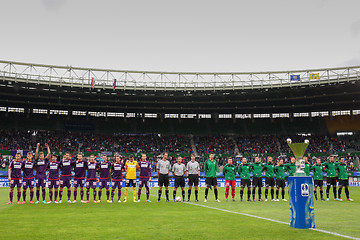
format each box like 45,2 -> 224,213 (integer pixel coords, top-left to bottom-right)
183,201 -> 360,240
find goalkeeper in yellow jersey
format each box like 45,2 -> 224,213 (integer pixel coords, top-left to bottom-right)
124,155 -> 140,202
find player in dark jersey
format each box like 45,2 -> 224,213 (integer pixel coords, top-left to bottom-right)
59,152 -> 73,203
34,143 -> 51,204
110,154 -> 124,203
7,152 -> 23,204
311,158 -> 325,201
238,157 -> 252,201
323,156 -> 338,201
47,154 -> 60,203
22,152 -> 36,204
85,154 -> 99,203
73,152 -> 87,203
250,157 -> 263,201
337,157 -> 354,201
138,154 -> 152,202
262,156 -> 276,201
98,154 -> 112,203
274,159 -> 287,201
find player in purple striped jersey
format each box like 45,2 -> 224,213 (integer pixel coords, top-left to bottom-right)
7,153 -> 23,204
110,154 -> 124,203
22,152 -> 36,204
59,152 -> 73,203
138,154 -> 152,203
98,154 -> 112,203
47,155 -> 60,203
34,143 -> 51,204
73,153 -> 87,203
85,155 -> 99,203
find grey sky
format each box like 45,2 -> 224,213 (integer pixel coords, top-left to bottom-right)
1,0 -> 360,72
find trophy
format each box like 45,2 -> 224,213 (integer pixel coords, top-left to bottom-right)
286,138 -> 309,176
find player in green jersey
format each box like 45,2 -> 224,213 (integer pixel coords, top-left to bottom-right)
250,157 -> 263,201
274,159 -> 287,201
337,157 -> 354,201
311,158 -> 325,201
222,157 -> 237,201
262,156 -> 275,201
285,157 -> 296,177
323,156 -> 338,201
204,153 -> 220,202
303,156 -> 311,176
238,157 -> 251,201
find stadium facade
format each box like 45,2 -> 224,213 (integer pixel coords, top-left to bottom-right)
0,60 -> 359,135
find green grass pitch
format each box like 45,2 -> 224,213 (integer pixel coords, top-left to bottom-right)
0,187 -> 359,240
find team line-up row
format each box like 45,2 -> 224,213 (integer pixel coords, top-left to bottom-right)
7,144 -> 354,204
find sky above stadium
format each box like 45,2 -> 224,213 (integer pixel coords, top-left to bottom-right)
1,0 -> 360,72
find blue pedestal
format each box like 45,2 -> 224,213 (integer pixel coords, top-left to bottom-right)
289,176 -> 315,229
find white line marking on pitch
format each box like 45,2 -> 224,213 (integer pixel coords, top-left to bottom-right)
183,202 -> 359,240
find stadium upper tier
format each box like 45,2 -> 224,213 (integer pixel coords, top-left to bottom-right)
1,60 -> 360,91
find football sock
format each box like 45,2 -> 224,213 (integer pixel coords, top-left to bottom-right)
107,190 -> 110,200
258,189 -> 262,199
158,190 -> 162,200
10,191 -> 13,202
240,190 -> 244,199
214,188 -> 218,199
195,190 -> 198,200
231,188 -> 235,199
225,187 -> 229,199
165,190 -> 169,200
188,190 -> 191,200
252,189 -> 255,199
36,190 -> 40,201
67,190 -> 71,200
271,189 -> 274,199
118,189 -> 122,201
345,188 -> 350,199
30,191 -> 34,201
173,190 -> 176,200
265,189 -> 268,199
80,190 -> 84,201
338,188 -> 342,199
182,190 -> 185,200
314,190 -> 317,200
281,189 -> 285,199
205,188 -> 209,199
42,188 -> 46,201
74,190 -> 77,201
98,189 -> 102,200
132,187 -> 136,198
49,190 -> 53,201
54,190 -> 58,201
333,187 -> 337,199
23,190 -> 26,201
86,190 -> 90,201
146,187 -> 149,200
276,189 -> 279,199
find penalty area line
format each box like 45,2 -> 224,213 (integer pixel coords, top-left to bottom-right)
184,202 -> 359,240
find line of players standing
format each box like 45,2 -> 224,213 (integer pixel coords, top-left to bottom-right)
221,155 -> 354,202
6,143 -> 354,205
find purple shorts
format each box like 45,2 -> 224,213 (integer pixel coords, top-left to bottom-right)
86,180 -> 97,189
111,180 -> 123,189
48,179 -> 60,188
23,178 -> 34,189
10,179 -> 22,188
60,176 -> 71,188
73,179 -> 85,188
139,178 -> 149,188
35,176 -> 47,187
99,179 -> 110,189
